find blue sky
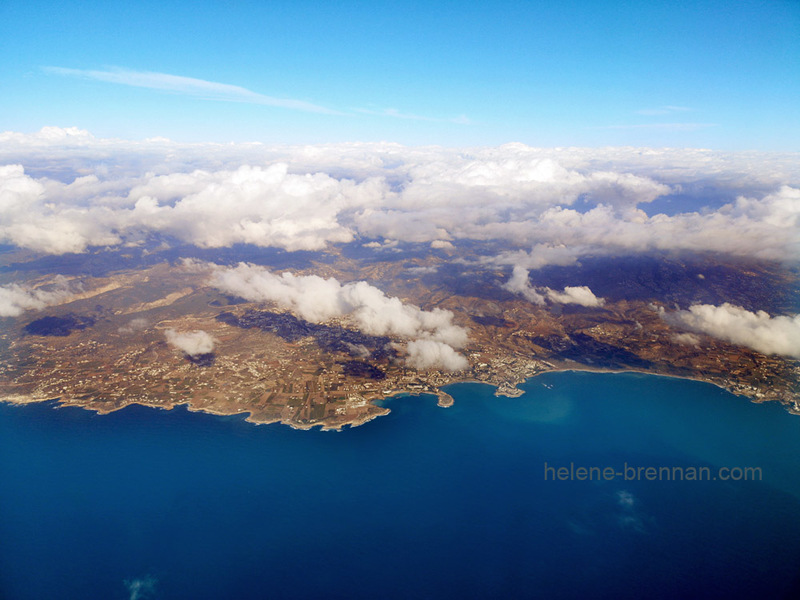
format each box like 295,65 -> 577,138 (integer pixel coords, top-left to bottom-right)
1,0 -> 798,149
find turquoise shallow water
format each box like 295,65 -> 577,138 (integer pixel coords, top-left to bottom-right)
1,371 -> 800,599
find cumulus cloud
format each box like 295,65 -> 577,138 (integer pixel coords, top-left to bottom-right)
362,239 -> 399,250
164,329 -> 216,357
666,303 -> 800,358
0,162 -> 384,253
209,263 -> 468,369
502,266 -> 604,307
351,149 -> 673,245
127,164 -> 388,251
487,184 -> 800,263
502,266 -> 546,305
0,278 -> 74,317
0,126 -> 96,147
405,339 -> 469,371
1,129 -> 799,264
544,286 -> 605,307
0,164 -> 122,254
210,265 -> 347,322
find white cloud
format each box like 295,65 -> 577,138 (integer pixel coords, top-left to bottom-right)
405,339 -> 469,371
502,265 -> 546,305
0,278 -> 73,317
544,286 -> 605,307
0,162 -> 384,253
208,263 -> 469,369
667,303 -> 800,358
1,130 -> 798,264
361,239 -> 399,250
0,164 -> 43,212
164,329 -> 216,357
491,244 -> 584,270
502,266 -> 604,307
126,164 -> 384,251
0,163 -> 122,254
0,126 -> 95,145
210,265 -> 347,323
485,184 -> 800,263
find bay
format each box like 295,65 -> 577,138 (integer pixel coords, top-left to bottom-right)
1,371 -> 800,599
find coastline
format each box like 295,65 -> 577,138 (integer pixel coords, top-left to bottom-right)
0,391 -> 393,432
537,363 -> 798,411
2,362 -> 797,429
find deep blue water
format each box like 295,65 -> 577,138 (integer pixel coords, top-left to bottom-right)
2,372 -> 800,599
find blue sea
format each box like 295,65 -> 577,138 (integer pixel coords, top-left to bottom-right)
2,372 -> 800,599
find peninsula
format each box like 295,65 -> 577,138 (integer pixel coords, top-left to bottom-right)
2,245 -> 798,430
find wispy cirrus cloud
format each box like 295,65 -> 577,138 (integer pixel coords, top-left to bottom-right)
45,67 -> 471,124
44,66 -> 340,115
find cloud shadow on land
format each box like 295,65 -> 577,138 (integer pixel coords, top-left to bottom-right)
511,254 -> 798,313
216,309 -> 397,361
187,352 -> 216,367
1,240 -> 327,278
340,360 -> 386,380
24,314 -> 96,336
532,332 -> 654,370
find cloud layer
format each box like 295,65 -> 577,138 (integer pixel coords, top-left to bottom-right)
667,303 -> 800,359
1,128 -> 799,264
208,263 -> 468,369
